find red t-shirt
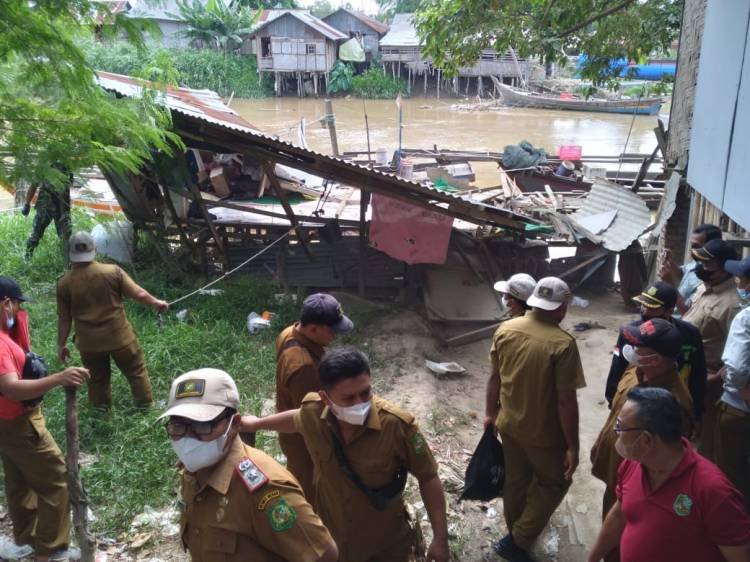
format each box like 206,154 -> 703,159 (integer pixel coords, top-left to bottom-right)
617,438 -> 750,562
0,330 -> 26,420
9,310 -> 30,352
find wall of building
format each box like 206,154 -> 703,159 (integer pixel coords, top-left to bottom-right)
254,15 -> 336,72
323,12 -> 380,55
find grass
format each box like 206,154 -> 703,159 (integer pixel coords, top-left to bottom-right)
0,209 -> 386,536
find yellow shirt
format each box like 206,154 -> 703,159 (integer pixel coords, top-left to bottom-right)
294,393 -> 438,562
683,277 -> 742,371
491,310 -> 586,447
56,262 -> 139,352
180,437 -> 333,562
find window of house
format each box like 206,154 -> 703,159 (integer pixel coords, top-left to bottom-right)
261,37 -> 271,57
306,44 -> 316,55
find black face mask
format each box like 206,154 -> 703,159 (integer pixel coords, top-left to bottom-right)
694,263 -> 714,282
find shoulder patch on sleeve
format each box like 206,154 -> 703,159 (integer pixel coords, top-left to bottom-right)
379,400 -> 415,425
235,457 -> 269,493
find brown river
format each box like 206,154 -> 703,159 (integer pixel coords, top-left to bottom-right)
231,96 -> 667,185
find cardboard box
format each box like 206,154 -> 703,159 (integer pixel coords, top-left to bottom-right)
210,167 -> 231,197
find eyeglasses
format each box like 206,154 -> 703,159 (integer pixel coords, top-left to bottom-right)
613,420 -> 646,435
166,414 -> 231,438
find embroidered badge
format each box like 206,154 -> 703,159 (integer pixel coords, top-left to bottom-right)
647,286 -> 658,296
538,286 -> 553,299
266,497 -> 296,532
411,432 -> 427,455
175,379 -> 205,399
673,493 -> 693,516
640,320 -> 657,336
236,457 -> 269,493
257,489 -> 281,510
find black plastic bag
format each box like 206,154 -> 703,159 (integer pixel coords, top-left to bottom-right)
459,426 -> 505,501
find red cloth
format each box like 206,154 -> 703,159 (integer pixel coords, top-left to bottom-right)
369,194 -> 453,265
617,438 -> 750,562
9,309 -> 30,352
0,331 -> 26,420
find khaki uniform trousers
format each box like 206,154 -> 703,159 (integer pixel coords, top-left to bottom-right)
79,339 -> 152,408
698,382 -> 723,461
0,408 -> 71,555
499,431 -> 571,550
715,403 -> 750,513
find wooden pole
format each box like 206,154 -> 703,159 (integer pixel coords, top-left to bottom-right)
66,388 -> 95,562
358,190 -> 371,297
324,99 -> 340,157
363,100 -> 373,168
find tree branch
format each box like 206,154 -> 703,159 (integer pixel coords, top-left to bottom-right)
556,0 -> 637,38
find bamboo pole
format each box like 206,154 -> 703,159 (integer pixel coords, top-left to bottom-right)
324,99 -> 340,157
66,388 -> 95,562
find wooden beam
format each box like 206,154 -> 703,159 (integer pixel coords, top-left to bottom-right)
358,190 -> 370,297
161,185 -> 197,255
189,183 -> 227,266
630,145 -> 660,192
261,160 -> 313,261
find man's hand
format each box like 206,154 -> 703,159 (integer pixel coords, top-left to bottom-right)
425,538 -> 449,562
56,367 -> 89,388
58,345 -> 70,364
240,415 -> 261,433
152,299 -> 169,313
563,448 -> 579,480
21,204 -> 31,217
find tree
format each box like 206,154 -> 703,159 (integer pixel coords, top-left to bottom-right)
0,1 -> 180,191
175,0 -> 258,52
413,0 -> 682,88
309,0 -> 335,18
233,0 -> 298,9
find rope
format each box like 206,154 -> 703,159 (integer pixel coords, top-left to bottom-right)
167,228 -> 294,307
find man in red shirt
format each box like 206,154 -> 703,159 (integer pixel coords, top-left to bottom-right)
588,387 -> 750,562
0,277 -> 89,561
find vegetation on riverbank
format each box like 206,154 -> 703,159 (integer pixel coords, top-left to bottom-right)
82,39 -> 273,98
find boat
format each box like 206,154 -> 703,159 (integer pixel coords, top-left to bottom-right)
494,82 -> 663,116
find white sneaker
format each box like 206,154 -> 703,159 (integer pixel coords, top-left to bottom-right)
0,536 -> 33,560
47,548 -> 81,562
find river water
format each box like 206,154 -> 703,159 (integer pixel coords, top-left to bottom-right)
231,96 -> 667,185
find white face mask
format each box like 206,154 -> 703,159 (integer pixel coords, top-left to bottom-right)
329,399 -> 372,425
622,344 -> 659,367
614,432 -> 644,460
171,418 -> 233,472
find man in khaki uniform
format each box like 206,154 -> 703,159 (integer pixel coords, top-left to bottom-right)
160,368 -> 337,562
590,319 -> 693,561
242,347 -> 450,562
275,293 -> 353,499
683,238 -> 741,459
56,232 -> 168,408
0,277 -> 89,561
486,277 -> 585,562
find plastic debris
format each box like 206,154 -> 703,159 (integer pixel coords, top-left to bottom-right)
198,289 -> 223,296
130,506 -> 180,538
424,360 -> 466,376
247,312 -> 271,334
571,296 -> 590,308
176,309 -> 189,322
91,222 -> 134,264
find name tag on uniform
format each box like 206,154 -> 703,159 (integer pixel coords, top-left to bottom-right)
236,457 -> 269,493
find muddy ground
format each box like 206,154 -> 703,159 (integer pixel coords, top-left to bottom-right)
0,287 -> 635,562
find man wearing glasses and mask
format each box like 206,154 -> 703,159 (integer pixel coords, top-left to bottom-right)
588,387 -> 750,562
591,318 -> 694,561
160,368 -> 337,562
683,238 -> 742,460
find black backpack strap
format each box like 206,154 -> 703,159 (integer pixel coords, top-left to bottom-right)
330,431 -> 407,511
276,338 -> 303,360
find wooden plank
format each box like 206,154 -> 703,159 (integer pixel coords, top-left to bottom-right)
261,160 -> 313,261
189,183 -> 227,265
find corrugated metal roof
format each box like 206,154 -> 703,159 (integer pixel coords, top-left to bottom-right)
95,71 -> 260,134
95,71 -> 538,230
323,8 -> 389,35
251,10 -> 347,41
380,13 -> 421,47
569,179 -> 651,252
128,0 -> 203,21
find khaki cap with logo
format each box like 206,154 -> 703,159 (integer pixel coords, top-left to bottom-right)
493,273 -> 537,302
69,231 -> 96,263
157,368 -> 240,422
527,277 -> 572,311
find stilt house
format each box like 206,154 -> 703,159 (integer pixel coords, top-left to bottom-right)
322,8 -> 388,61
245,10 -> 347,96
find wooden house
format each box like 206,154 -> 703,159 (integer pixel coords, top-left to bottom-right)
322,8 -> 388,61
245,10 -> 347,96
380,13 -> 530,96
127,0 -> 203,47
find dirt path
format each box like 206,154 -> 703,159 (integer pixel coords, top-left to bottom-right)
370,289 -> 634,561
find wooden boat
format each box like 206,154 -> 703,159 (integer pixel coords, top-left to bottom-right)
494,82 -> 663,116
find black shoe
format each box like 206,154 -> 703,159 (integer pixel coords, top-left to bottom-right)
492,534 -> 534,562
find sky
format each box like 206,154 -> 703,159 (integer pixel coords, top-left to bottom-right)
297,0 -> 381,17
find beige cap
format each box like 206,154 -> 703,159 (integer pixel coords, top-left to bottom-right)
69,231 -> 96,263
527,277 -> 572,310
157,368 -> 240,422
493,273 -> 537,302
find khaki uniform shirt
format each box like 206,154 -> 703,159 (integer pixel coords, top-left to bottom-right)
56,262 -> 139,353
180,437 -> 333,562
683,277 -> 742,372
491,310 -> 586,448
275,324 -> 324,413
294,394 -> 438,562
590,365 -> 693,486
